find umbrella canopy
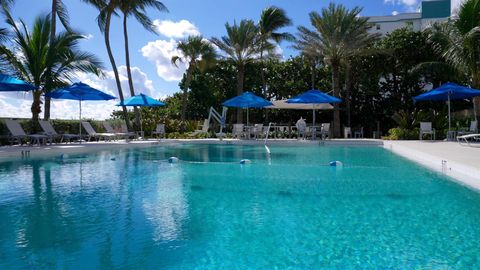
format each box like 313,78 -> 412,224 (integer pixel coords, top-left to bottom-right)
222,92 -> 273,108
46,82 -> 116,142
287,89 -> 342,104
413,82 -> 480,101
46,82 -> 116,101
266,99 -> 333,110
0,74 -> 37,92
116,93 -> 165,107
414,82 -> 480,130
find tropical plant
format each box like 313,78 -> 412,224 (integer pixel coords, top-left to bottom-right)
0,10 -> 102,124
426,0 -> 480,117
83,0 -> 131,128
118,0 -> 167,129
257,6 -> 293,97
172,35 -> 216,123
44,0 -> 72,120
211,19 -> 260,123
297,3 -> 377,137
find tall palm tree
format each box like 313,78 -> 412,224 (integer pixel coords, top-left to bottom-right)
0,10 -> 102,124
258,6 -> 293,97
44,0 -> 72,120
211,20 -> 260,123
83,0 -> 131,128
118,0 -> 167,130
297,3 -> 376,137
171,35 -> 217,122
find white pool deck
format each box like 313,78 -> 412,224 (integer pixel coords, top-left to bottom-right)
0,138 -> 479,191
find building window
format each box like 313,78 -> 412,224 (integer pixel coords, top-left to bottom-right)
376,24 -> 381,30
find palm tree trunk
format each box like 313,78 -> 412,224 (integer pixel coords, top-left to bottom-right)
31,90 -> 43,127
44,0 -> 57,120
473,75 -> 480,120
105,10 -> 130,128
236,63 -> 245,123
345,61 -> 352,127
181,64 -> 194,123
122,13 -> 140,130
311,59 -> 316,89
260,47 -> 269,123
332,61 -> 341,138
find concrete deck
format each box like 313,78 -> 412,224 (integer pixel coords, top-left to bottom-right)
384,140 -> 480,190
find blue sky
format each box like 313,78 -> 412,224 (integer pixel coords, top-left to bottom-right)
0,0 -> 460,119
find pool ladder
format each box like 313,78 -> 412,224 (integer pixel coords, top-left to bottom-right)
264,122 -> 273,154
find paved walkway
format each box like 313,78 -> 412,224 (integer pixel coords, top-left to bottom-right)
383,140 -> 480,190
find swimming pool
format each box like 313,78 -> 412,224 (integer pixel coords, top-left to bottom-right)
0,144 -> 479,268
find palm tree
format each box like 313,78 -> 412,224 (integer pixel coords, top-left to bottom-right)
258,6 -> 293,97
297,3 -> 376,137
211,20 -> 260,123
44,0 -> 72,120
427,0 -> 480,118
118,0 -> 167,130
171,35 -> 217,122
83,0 -> 131,128
0,10 -> 102,124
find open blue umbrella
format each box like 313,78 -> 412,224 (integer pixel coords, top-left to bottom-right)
46,82 -> 116,140
116,93 -> 165,135
222,92 -> 273,125
0,74 -> 37,92
414,82 -> 480,130
116,93 -> 165,107
287,89 -> 342,133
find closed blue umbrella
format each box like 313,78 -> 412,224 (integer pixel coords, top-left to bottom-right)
0,74 -> 37,92
222,92 -> 273,125
414,82 -> 480,130
116,93 -> 165,135
287,89 -> 342,135
46,82 -> 117,141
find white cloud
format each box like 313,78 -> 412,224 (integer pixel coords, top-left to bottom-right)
141,39 -> 187,82
392,11 -> 399,16
153,19 -> 200,39
0,66 -> 164,120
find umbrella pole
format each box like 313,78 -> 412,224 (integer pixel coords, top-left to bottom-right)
474,98 -> 478,122
448,94 -> 451,131
312,106 -> 316,140
247,108 -> 249,126
79,100 -> 82,144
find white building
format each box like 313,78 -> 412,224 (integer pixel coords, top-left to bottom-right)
369,0 -> 451,35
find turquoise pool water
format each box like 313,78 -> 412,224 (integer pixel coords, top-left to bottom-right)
1,144 -> 480,269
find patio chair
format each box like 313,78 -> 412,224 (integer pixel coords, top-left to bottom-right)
419,122 -> 435,140
232,124 -> 245,139
344,127 -> 352,138
296,121 -> 307,140
252,124 -> 265,139
191,119 -> 209,136
4,119 -> 50,145
81,122 -> 117,142
102,121 -> 130,140
120,123 -> 138,140
457,120 -> 478,137
39,120 -> 79,143
319,123 -> 330,140
354,127 -> 364,138
152,123 -> 165,138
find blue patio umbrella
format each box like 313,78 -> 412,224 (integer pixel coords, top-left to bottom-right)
413,82 -> 480,130
116,93 -> 165,135
222,92 -> 273,125
0,74 -> 37,92
46,82 -> 117,140
287,89 -> 342,131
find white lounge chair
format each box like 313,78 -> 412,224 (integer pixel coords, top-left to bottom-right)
4,119 -> 50,145
191,119 -> 209,136
354,127 -> 364,138
39,120 -> 80,143
152,123 -> 165,138
232,124 -> 245,139
81,122 -> 117,142
344,127 -> 352,138
457,133 -> 480,146
120,123 -> 138,139
419,122 -> 435,140
457,120 -> 478,137
102,121 -> 131,140
296,122 -> 307,140
252,124 -> 265,139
